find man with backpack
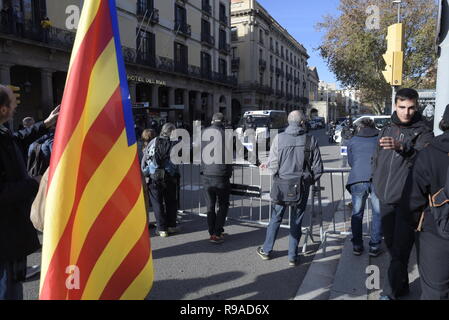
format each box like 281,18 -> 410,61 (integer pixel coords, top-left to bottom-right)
398,105 -> 449,300
257,110 -> 323,266
372,88 -> 434,300
141,123 -> 179,238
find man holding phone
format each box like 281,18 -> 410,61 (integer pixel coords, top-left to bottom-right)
372,88 -> 434,300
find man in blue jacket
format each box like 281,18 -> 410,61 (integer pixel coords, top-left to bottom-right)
346,118 -> 382,257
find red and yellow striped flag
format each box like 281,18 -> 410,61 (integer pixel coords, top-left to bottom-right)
39,0 -> 153,300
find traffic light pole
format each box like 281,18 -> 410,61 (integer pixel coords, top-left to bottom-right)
434,0 -> 449,136
391,86 -> 397,114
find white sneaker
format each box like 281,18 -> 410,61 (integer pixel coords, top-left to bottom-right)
157,231 -> 169,237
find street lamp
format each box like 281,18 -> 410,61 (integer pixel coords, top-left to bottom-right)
392,0 -> 402,23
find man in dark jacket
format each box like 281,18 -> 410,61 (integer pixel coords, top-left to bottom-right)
201,113 -> 233,244
372,88 -> 434,300
0,85 -> 59,299
257,111 -> 323,266
346,118 -> 381,256
398,106 -> 449,300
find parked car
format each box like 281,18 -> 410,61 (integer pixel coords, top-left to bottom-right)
333,115 -> 391,144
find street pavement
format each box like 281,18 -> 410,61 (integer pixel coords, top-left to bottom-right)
23,128 -> 421,300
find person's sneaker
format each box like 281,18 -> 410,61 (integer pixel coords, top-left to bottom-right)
209,235 -> 224,244
218,232 -> 228,239
353,246 -> 364,256
289,258 -> 300,267
369,246 -> 382,257
256,247 -> 270,260
168,227 -> 180,234
157,231 -> 169,238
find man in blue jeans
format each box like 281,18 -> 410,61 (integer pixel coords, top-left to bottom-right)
257,111 -> 323,266
346,118 -> 382,256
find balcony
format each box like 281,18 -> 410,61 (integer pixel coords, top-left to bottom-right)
294,77 -> 300,84
270,44 -> 274,52
237,83 -> 273,95
275,67 -> 284,77
270,65 -> 274,73
174,21 -> 191,37
0,18 -> 75,51
219,42 -> 231,54
286,73 -> 292,81
201,33 -> 215,47
122,47 -> 156,68
202,1 -> 212,15
231,58 -> 240,71
231,33 -> 238,42
259,59 -> 266,70
275,90 -> 284,98
136,5 -> 159,24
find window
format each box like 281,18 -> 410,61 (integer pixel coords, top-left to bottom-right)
201,52 -> 212,77
219,58 -> 227,75
270,55 -> 273,66
231,26 -> 238,41
136,29 -> 155,66
232,47 -> 237,59
270,76 -> 273,88
219,3 -> 227,25
219,29 -> 227,51
259,29 -> 263,44
259,49 -> 263,59
270,37 -> 273,49
174,42 -> 188,73
137,0 -> 154,15
259,73 -> 263,85
175,4 -> 187,32
201,19 -> 211,43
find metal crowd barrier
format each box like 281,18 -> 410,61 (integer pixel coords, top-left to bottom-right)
177,164 -> 372,254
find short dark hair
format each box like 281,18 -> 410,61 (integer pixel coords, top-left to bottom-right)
439,120 -> 449,132
395,88 -> 419,105
0,85 -> 11,108
358,118 -> 376,129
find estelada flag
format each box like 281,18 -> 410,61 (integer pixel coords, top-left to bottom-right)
39,0 -> 153,300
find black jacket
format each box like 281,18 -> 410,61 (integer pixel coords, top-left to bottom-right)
399,131 -> 449,234
200,123 -> 233,178
372,112 -> 434,205
0,122 -> 47,261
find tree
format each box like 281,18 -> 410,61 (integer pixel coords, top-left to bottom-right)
317,0 -> 438,114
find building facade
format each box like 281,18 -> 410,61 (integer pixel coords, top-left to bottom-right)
307,66 -> 319,102
230,0 -> 309,125
0,0 -> 235,129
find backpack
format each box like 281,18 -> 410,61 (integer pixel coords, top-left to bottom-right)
428,165 -> 449,240
27,142 -> 49,177
147,137 -> 174,183
270,135 -> 312,205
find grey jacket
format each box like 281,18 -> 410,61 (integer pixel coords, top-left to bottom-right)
267,124 -> 323,183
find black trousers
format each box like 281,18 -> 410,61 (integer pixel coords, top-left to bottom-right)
202,176 -> 230,237
380,202 -> 416,298
148,177 -> 178,232
416,227 -> 449,300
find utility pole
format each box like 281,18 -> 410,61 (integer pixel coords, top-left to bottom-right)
391,0 -> 402,114
434,0 -> 449,136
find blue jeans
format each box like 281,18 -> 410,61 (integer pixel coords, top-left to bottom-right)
0,260 -> 23,300
262,186 -> 309,261
350,182 -> 382,249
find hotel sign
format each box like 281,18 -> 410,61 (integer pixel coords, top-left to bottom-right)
127,75 -> 167,86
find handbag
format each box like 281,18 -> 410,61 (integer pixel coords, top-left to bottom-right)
30,167 -> 49,232
270,135 -> 312,205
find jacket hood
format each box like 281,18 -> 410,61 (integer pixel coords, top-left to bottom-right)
431,131 -> 449,153
355,127 -> 379,138
391,111 -> 424,128
285,124 -> 306,136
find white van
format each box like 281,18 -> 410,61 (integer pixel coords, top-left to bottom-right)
235,110 -> 288,149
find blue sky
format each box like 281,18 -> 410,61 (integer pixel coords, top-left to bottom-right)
257,0 -> 341,86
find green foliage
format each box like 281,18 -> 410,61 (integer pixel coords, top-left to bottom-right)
317,0 -> 437,114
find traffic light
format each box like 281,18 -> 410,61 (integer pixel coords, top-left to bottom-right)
7,85 -> 21,105
382,23 -> 404,86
